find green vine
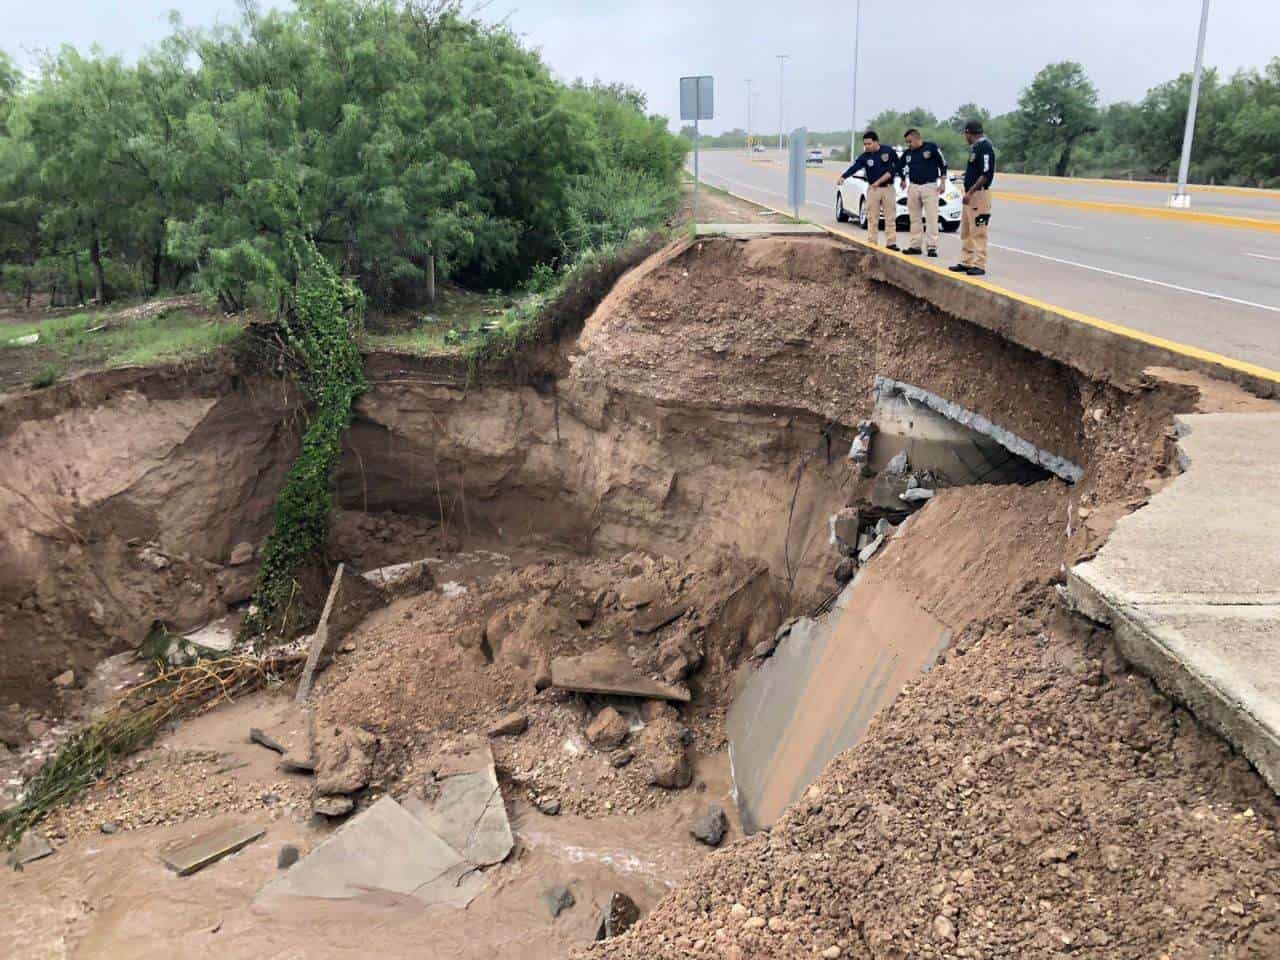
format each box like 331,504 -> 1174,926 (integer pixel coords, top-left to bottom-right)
242,239 -> 366,641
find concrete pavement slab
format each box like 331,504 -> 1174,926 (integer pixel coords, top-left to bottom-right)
694,223 -> 826,238
1069,412 -> 1280,793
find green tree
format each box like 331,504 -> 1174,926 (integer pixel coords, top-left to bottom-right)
1007,61 -> 1101,176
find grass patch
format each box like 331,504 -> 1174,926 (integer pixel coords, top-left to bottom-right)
29,363 -> 62,389
2,308 -> 244,370
363,288 -> 510,356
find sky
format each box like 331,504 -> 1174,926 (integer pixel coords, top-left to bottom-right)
6,1 -> 1280,135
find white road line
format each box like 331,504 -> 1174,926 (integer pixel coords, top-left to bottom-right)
1245,251 -> 1280,262
991,244 -> 1280,314
1031,219 -> 1084,231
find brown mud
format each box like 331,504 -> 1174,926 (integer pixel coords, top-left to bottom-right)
2,235 -> 1276,959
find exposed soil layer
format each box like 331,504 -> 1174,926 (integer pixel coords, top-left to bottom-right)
582,486 -> 1280,960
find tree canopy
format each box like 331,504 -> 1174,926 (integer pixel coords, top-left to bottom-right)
0,0 -> 685,309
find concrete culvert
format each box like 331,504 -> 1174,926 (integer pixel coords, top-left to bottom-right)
1,235 -> 1276,960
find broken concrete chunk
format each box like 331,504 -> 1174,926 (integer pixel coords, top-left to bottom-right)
586,707 -> 630,751
406,738 -> 512,867
875,518 -> 893,536
249,727 -> 286,754
884,450 -> 909,476
552,650 -> 691,702
632,604 -> 687,636
296,564 -> 385,703
487,711 -> 528,737
858,534 -> 885,564
260,797 -> 482,907
361,559 -> 435,599
900,488 -> 935,503
544,885 -> 576,919
596,891 -> 641,940
617,577 -> 664,610
690,804 -> 729,846
160,822 -> 264,876
6,831 -> 54,869
312,795 -> 355,818
829,507 -> 860,555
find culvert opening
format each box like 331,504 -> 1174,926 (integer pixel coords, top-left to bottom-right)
3,235 -> 1256,960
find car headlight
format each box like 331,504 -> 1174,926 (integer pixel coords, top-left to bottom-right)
945,190 -> 960,202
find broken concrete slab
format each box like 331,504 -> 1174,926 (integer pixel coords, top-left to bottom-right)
694,223 -> 827,239
184,617 -> 237,655
361,559 -> 435,599
296,563 -> 384,703
551,650 -> 691,702
871,375 -> 1082,483
728,565 -> 951,833
6,831 -> 53,869
259,796 -> 482,906
402,739 -> 513,867
160,821 -> 265,876
1068,412 -> 1280,795
632,604 -> 686,636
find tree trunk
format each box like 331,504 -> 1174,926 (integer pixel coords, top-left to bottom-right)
1055,142 -> 1074,178
72,251 -> 85,306
23,280 -> 32,310
151,238 -> 164,295
90,228 -> 107,304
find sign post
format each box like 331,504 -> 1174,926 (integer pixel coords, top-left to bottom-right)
680,75 -> 714,223
788,127 -> 808,219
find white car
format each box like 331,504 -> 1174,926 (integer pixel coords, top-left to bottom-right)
806,148 -> 824,165
835,170 -> 963,233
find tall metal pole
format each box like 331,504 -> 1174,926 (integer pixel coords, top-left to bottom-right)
746,78 -> 753,154
1173,0 -> 1211,207
849,0 -> 861,159
693,117 -> 700,223
777,54 -> 789,152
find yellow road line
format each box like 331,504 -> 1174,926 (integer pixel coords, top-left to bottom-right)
996,192 -> 1280,233
709,185 -> 1280,386
1001,172 -> 1280,200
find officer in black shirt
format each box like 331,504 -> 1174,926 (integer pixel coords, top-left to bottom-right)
837,130 -> 902,250
950,120 -> 997,276
898,128 -> 948,257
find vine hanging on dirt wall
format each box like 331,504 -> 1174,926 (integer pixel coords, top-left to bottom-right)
242,239 -> 366,640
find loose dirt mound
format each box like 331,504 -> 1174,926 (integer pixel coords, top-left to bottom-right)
581,487 -> 1280,960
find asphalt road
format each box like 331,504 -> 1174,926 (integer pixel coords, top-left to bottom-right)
693,149 -> 1280,372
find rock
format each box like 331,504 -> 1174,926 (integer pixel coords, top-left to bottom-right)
159,822 -> 264,876
822,947 -> 842,958
52,670 -> 77,690
595,891 -> 641,940
874,518 -> 893,536
690,804 -> 728,846
609,748 -> 633,768
543,884 -> 575,919
730,903 -> 749,920
281,753 -> 317,774
570,601 -> 596,626
278,844 -> 300,869
553,650 -> 690,702
857,534 -> 885,564
900,487 -> 935,503
586,707 -> 629,751
536,798 -> 561,816
313,725 -> 376,795
932,914 -> 956,941
884,450 -> 909,475
26,719 -> 49,739
743,916 -> 766,930
5,831 -> 54,869
313,795 -> 356,818
487,711 -> 528,737
100,821 -> 118,835
641,700 -> 677,723
532,655 -> 553,692
641,715 -> 692,789
633,604 -> 687,636
829,507 -> 861,554
228,541 -> 255,566
833,558 -> 856,584
250,727 -> 286,754
617,577 -> 664,610
768,916 -> 785,932
362,559 -> 435,599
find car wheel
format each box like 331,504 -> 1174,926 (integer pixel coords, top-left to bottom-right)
941,221 -> 960,233
858,198 -> 868,230
836,193 -> 850,223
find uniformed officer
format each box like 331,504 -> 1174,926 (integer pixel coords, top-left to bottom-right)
837,131 -> 901,250
950,120 -> 996,276
898,128 -> 947,258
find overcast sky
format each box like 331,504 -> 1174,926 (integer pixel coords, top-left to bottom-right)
6,1 -> 1280,134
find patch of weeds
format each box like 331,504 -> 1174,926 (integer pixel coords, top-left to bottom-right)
29,363 -> 62,389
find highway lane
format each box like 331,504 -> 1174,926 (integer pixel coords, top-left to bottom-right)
694,149 -> 1280,372
998,172 -> 1280,222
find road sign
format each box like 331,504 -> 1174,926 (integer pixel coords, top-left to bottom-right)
788,127 -> 807,217
679,76 -> 714,121
680,76 -> 714,223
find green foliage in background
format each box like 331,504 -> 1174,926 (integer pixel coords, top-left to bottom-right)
0,1 -> 686,311
242,238 -> 366,640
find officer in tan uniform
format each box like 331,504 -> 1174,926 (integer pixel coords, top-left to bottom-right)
898,128 -> 948,258
837,131 -> 902,250
950,120 -> 996,276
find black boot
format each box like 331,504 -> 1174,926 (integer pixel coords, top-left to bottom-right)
927,248 -> 938,258
948,263 -> 969,272
902,247 -> 923,255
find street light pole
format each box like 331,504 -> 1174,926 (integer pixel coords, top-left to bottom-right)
746,78 -> 753,154
1172,0 -> 1211,208
849,0 -> 861,160
777,54 -> 789,152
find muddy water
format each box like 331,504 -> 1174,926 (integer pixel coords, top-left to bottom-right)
0,695 -> 738,959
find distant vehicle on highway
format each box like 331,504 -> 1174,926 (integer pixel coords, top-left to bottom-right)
835,167 -> 962,233
806,148 -> 824,165
752,144 -> 766,153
